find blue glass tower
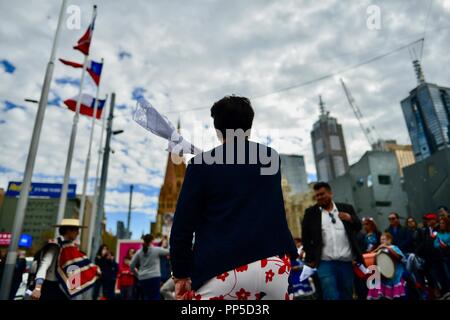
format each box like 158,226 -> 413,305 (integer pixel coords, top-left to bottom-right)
400,61 -> 450,161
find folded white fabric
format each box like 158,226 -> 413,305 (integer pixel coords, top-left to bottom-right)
299,265 -> 317,282
133,97 -> 202,156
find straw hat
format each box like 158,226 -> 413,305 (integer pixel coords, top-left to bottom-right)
53,218 -> 87,228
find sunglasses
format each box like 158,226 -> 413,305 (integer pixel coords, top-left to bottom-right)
329,212 -> 336,224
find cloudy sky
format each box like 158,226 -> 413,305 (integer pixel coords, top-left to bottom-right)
1,0 -> 449,237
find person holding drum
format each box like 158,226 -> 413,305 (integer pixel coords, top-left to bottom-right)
367,232 -> 407,300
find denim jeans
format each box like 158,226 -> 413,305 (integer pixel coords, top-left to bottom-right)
120,285 -> 135,300
140,277 -> 161,300
317,260 -> 354,300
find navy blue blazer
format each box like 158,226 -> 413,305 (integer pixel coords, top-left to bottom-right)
385,225 -> 412,253
169,140 -> 297,291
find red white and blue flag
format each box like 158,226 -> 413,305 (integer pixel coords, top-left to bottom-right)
59,58 -> 103,86
64,93 -> 106,119
73,6 -> 97,56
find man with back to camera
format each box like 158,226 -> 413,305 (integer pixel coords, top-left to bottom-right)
301,182 -> 362,300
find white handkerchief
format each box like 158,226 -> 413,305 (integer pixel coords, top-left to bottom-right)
133,97 -> 201,155
299,265 -> 316,282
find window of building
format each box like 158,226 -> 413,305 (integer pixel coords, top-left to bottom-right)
427,164 -> 438,177
318,158 -> 329,181
333,156 -> 346,177
367,175 -> 373,187
315,138 -> 324,155
356,176 -> 365,187
328,120 -> 337,134
378,175 -> 391,185
375,201 -> 391,207
330,135 -> 341,151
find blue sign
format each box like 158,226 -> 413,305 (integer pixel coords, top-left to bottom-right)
6,181 -> 77,199
19,234 -> 32,249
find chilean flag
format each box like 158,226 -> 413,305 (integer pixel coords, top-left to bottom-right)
59,58 -> 103,86
73,6 -> 97,56
64,94 -> 106,119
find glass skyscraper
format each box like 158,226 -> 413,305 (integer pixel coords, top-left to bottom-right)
280,154 -> 309,195
401,82 -> 450,161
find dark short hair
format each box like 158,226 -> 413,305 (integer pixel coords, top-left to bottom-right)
313,182 -> 332,192
142,234 -> 153,244
438,205 -> 449,211
210,95 -> 254,138
389,212 -> 400,219
58,226 -> 79,236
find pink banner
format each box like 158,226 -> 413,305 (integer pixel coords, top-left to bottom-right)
116,240 -> 142,266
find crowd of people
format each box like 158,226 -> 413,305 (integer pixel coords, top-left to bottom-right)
90,234 -> 172,300
0,226 -> 175,300
1,96 -> 449,301
296,181 -> 450,300
356,209 -> 450,300
0,248 -> 27,299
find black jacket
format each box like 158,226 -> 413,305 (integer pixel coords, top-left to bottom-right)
415,226 -> 440,262
385,225 -> 412,253
301,203 -> 363,265
170,140 -> 298,291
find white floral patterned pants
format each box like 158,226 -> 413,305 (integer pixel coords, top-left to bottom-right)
194,255 -> 291,300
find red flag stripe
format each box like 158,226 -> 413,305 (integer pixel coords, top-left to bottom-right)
59,58 -> 83,68
64,99 -> 103,119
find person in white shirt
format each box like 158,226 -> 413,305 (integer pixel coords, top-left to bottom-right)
301,182 -> 362,300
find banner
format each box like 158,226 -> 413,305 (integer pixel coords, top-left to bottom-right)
6,181 -> 77,199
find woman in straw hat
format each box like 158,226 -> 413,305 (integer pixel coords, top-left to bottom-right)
30,219 -> 99,300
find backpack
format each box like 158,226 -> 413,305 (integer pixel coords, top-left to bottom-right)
26,242 -> 59,292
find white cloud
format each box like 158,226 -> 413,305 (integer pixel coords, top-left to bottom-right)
1,0 -> 450,235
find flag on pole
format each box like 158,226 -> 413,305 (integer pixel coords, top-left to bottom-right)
59,58 -> 103,85
64,93 -> 106,119
73,6 -> 97,56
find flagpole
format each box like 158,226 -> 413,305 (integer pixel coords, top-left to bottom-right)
78,58 -> 104,245
55,55 -> 89,235
87,94 -> 108,259
0,0 -> 68,300
56,7 -> 96,235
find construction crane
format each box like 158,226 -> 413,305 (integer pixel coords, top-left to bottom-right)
340,78 -> 381,150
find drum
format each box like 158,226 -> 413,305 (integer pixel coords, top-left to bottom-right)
376,250 -> 396,279
362,252 -> 376,268
362,250 -> 396,279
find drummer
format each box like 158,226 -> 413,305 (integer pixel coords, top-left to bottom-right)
367,232 -> 407,300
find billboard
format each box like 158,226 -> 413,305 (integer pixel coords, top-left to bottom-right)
6,181 -> 77,199
0,233 -> 33,248
116,239 -> 142,265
